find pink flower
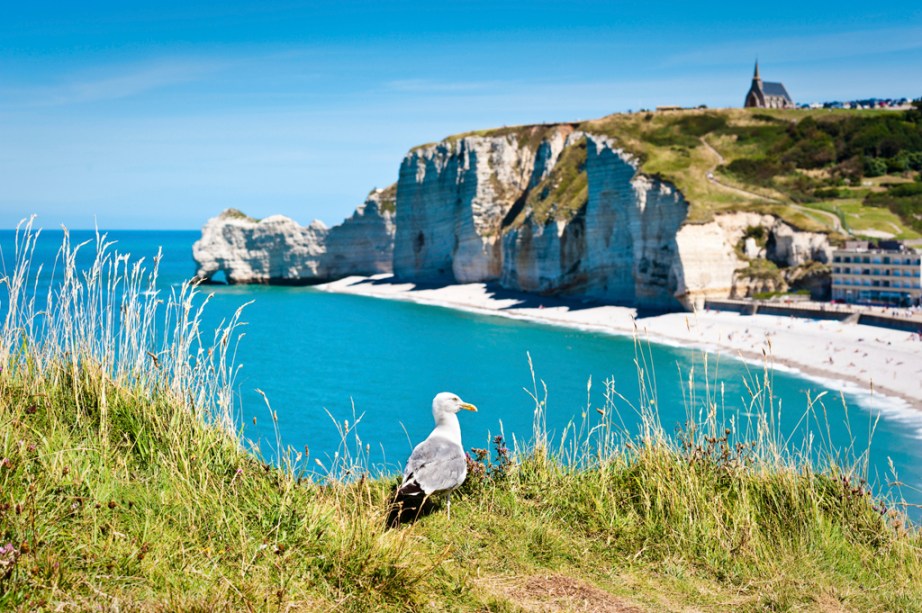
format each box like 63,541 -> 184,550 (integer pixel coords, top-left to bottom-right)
0,543 -> 18,573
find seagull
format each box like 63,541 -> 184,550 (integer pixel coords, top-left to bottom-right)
389,392 -> 477,525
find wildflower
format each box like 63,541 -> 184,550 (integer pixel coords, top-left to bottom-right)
25,405 -> 37,415
0,543 -> 18,575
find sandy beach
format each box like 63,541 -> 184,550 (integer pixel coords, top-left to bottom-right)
318,275 -> 922,411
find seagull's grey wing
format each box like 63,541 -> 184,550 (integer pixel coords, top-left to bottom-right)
401,435 -> 467,495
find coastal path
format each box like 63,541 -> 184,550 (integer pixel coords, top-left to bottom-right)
699,137 -> 848,234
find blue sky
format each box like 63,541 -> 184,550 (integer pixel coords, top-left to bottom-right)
1,2 -> 920,229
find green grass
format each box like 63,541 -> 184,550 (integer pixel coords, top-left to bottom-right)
580,108 -> 922,234
808,198 -> 922,239
218,208 -> 259,222
2,226 -> 921,610
372,182 -> 397,214
735,257 -> 783,282
444,123 -> 579,156
865,181 -> 922,234
516,137 -> 589,227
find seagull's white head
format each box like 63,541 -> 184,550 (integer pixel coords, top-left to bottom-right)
432,392 -> 477,424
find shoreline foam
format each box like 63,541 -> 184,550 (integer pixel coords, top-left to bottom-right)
317,275 -> 922,414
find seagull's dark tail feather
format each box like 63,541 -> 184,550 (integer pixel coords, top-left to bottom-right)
386,481 -> 436,528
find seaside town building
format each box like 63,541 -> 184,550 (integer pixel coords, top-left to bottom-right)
744,62 -> 794,109
831,241 -> 922,306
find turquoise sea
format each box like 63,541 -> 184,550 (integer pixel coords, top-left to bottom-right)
3,229 -> 922,517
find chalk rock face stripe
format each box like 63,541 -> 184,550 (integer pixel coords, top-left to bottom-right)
579,136 -> 688,309
325,194 -> 396,278
393,128 -> 578,283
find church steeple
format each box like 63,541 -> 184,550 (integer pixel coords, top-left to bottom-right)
744,60 -> 793,109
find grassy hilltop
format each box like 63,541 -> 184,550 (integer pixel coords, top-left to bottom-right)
458,104 -> 922,241
1,226 -> 921,610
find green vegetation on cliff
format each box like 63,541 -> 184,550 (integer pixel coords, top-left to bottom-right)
2,226 -> 921,611
582,104 -> 922,237
458,103 -> 922,239
520,137 -> 588,226
372,182 -> 398,214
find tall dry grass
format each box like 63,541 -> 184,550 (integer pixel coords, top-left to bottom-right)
1,217 -> 246,434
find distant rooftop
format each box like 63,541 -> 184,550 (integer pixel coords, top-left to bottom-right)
762,82 -> 791,99
837,240 -> 918,254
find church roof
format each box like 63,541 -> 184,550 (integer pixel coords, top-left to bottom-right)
762,81 -> 791,100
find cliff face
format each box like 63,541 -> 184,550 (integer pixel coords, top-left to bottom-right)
498,137 -> 687,310
392,129 -> 831,310
579,138 -> 687,309
192,190 -> 395,284
192,212 -> 329,284
393,127 -> 578,282
193,122 -> 833,310
675,213 -> 832,307
323,190 -> 396,278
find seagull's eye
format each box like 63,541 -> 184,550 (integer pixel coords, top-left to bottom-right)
453,397 -> 460,402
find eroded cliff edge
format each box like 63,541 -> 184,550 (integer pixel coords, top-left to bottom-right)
193,188 -> 395,284
193,123 -> 831,309
392,125 -> 830,310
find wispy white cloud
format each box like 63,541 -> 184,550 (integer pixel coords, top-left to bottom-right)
1,58 -> 230,108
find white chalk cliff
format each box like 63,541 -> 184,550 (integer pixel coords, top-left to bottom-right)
193,189 -> 395,284
194,124 -> 831,309
393,128 -> 830,310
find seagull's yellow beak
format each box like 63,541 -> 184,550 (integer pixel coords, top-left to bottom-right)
459,402 -> 478,412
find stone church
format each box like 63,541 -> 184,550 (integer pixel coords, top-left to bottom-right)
744,62 -> 793,109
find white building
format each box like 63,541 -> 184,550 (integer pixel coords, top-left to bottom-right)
831,241 -> 922,306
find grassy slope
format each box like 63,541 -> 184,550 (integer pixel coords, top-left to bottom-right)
2,365 -> 921,611
459,108 -> 921,239
583,108 -> 921,237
